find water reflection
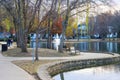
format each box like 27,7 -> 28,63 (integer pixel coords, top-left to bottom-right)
77,42 -> 89,51
53,63 -> 120,80
60,73 -> 64,80
30,41 -> 120,53
75,42 -> 120,53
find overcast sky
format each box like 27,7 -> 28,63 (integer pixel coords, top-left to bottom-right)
113,0 -> 120,5
113,0 -> 120,11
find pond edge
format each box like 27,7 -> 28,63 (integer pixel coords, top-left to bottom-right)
37,56 -> 120,80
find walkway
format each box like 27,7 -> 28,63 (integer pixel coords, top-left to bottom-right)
0,49 -> 120,80
11,52 -> 120,60
0,52 -> 36,80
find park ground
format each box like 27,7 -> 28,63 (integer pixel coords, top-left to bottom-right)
1,40 -> 120,80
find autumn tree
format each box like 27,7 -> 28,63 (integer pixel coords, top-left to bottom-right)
65,17 -> 77,38
0,0 -> 113,57
1,17 -> 14,32
58,0 -> 112,52
51,17 -> 63,35
0,0 -> 43,52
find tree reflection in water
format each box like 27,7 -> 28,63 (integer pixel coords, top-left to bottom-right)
53,63 -> 120,80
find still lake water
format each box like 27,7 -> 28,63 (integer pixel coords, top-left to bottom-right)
30,41 -> 120,80
53,63 -> 120,80
52,41 -> 120,80
30,41 -> 120,53
74,41 -> 120,53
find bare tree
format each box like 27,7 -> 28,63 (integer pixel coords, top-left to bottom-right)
58,0 -> 112,52
0,0 -> 112,59
0,0 -> 42,52
110,11 -> 120,37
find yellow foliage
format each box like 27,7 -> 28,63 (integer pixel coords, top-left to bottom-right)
66,26 -> 73,37
2,17 -> 13,31
65,17 -> 78,37
31,16 -> 39,31
73,20 -> 78,30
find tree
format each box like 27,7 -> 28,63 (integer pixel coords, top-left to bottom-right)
58,0 -> 112,52
66,17 -> 76,38
34,0 -> 63,60
0,0 -> 112,59
0,0 -> 42,52
92,12 -> 115,39
1,17 -> 14,32
110,11 -> 120,37
51,17 -> 63,35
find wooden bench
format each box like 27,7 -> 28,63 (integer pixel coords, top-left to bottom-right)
70,46 -> 80,55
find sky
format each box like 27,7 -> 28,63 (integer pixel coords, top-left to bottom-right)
114,0 -> 120,4
112,0 -> 120,11
97,0 -> 120,13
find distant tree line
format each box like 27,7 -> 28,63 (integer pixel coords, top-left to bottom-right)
89,10 -> 120,39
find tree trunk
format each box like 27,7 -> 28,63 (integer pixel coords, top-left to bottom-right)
59,20 -> 66,53
21,33 -> 28,52
47,18 -> 52,49
18,0 -> 27,52
13,18 -> 21,47
59,0 -> 69,53
18,22 -> 27,52
16,28 -> 21,47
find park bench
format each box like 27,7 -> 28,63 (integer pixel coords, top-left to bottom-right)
69,46 -> 80,55
63,43 -> 80,55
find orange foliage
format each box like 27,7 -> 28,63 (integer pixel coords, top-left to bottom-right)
51,17 -> 63,34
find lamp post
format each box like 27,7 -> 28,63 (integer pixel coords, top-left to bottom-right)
31,34 -> 35,63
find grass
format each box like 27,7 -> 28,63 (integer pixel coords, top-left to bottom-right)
2,48 -> 31,57
12,60 -> 62,75
2,47 -> 72,57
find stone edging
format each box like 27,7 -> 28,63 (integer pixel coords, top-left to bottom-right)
37,56 -> 120,80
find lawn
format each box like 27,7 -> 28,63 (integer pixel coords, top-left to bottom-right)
12,60 -> 61,75
2,47 -> 72,57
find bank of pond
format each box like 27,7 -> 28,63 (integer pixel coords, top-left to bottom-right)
54,62 -> 120,80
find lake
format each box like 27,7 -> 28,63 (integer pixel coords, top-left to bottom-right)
74,41 -> 120,53
30,40 -> 120,80
30,41 -> 120,53
53,62 -> 120,80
